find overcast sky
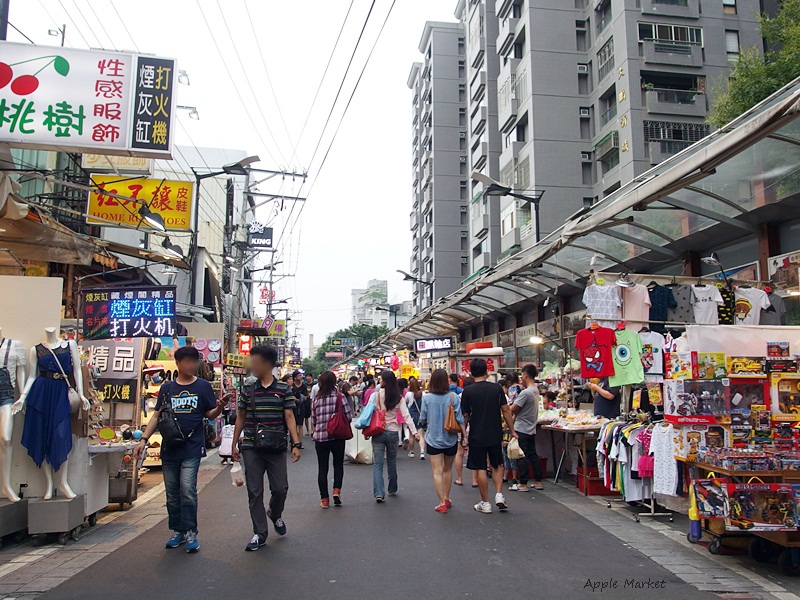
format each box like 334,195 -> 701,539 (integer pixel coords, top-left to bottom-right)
11,0 -> 459,354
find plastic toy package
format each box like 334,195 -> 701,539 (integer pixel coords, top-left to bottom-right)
726,483 -> 797,532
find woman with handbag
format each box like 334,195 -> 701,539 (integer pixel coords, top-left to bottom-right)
312,371 -> 354,508
364,370 -> 418,502
419,369 -> 466,513
404,377 -> 426,459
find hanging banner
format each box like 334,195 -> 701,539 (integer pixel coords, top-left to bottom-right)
81,338 -> 144,403
0,42 -> 176,158
82,285 -> 176,340
86,174 -> 193,231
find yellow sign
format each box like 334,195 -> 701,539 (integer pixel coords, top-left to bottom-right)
226,353 -> 250,368
86,174 -> 194,231
400,365 -> 419,380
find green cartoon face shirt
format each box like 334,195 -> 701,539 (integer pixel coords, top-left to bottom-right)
608,329 -> 645,387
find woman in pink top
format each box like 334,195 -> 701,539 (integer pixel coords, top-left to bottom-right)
366,371 -> 418,502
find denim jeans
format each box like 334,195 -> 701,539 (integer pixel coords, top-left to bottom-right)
517,431 -> 543,484
371,431 -> 399,498
162,457 -> 201,533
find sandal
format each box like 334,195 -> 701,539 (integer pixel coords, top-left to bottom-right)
533,483 -> 544,491
508,484 -> 520,491
454,480 -> 463,486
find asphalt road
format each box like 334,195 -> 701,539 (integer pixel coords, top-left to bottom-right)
43,446 -> 716,600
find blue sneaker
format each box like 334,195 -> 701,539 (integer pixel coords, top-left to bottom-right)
185,531 -> 199,553
165,531 -> 185,549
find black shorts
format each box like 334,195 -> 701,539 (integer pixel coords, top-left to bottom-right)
467,445 -> 504,470
426,443 -> 458,457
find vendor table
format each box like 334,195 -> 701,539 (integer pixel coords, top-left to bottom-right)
541,424 -> 601,495
89,443 -> 139,511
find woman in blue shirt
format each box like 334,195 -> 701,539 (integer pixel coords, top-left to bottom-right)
419,369 -> 466,513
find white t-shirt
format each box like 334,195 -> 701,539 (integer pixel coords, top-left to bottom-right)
622,284 -> 652,330
691,285 -> 724,325
583,284 -> 621,328
733,287 -> 771,325
639,330 -> 666,382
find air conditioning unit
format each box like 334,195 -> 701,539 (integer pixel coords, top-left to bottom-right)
460,156 -> 468,163
581,153 -> 591,161
461,257 -> 469,264
577,64 -> 589,73
580,108 -> 590,117
461,231 -> 468,238
459,132 -> 467,138
460,206 -> 468,213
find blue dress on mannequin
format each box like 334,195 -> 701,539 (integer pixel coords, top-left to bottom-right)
21,344 -> 73,471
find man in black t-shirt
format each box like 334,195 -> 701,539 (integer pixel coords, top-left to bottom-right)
461,359 -> 516,514
134,347 -> 225,553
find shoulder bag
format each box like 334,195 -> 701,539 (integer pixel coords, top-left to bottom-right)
157,382 -> 192,445
327,392 -> 354,440
251,384 -> 288,452
45,344 -> 81,413
362,390 -> 386,438
444,392 -> 462,433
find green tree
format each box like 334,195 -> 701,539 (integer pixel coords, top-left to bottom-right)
709,0 -> 800,127
313,323 -> 390,365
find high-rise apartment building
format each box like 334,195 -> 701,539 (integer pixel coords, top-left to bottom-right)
408,22 -> 469,312
351,279 -> 389,327
452,0 -> 763,263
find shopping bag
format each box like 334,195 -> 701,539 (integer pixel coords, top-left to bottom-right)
230,462 -> 244,487
354,398 -> 375,429
691,476 -> 729,519
507,437 -> 525,460
346,424 -> 374,464
328,393 -> 354,440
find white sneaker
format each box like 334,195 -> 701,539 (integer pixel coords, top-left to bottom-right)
408,451 -> 415,458
474,501 -> 492,514
420,453 -> 426,460
495,493 -> 508,511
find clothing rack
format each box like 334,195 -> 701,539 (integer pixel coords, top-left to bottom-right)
587,270 -> 772,289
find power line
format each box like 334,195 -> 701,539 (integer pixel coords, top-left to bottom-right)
287,0 -> 355,166
7,22 -> 35,44
242,0 -> 298,166
109,0 -> 140,52
194,0 -> 281,166
56,0 -> 91,47
36,0 -> 72,47
82,0 -> 119,51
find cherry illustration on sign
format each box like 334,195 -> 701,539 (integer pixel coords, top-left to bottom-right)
0,54 -> 70,96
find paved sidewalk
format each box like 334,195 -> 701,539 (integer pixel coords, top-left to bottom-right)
0,458 -> 224,600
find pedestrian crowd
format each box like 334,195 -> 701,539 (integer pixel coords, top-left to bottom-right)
133,345 -> 548,554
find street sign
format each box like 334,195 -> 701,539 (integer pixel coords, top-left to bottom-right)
331,339 -> 342,347
415,336 -> 454,354
340,338 -> 359,347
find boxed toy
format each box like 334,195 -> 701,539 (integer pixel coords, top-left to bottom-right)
726,356 -> 767,377
664,379 -> 730,424
730,409 -> 753,446
771,373 -> 800,414
767,342 -> 790,360
665,352 -> 698,380
693,478 -> 730,519
726,483 -> 797,532
697,353 -> 727,380
729,378 -> 769,411
768,360 -> 798,374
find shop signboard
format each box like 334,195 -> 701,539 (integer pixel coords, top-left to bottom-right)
82,338 -> 143,403
82,285 -> 176,340
325,351 -> 344,359
515,325 -> 537,347
82,153 -> 152,175
537,317 -> 560,341
258,286 -> 275,305
415,336 -> 454,354
0,42 -> 175,157
498,329 -> 515,348
482,334 -> 499,347
769,251 -> 800,291
247,221 -> 273,249
238,318 -> 285,337
289,347 -> 301,362
86,174 -> 194,231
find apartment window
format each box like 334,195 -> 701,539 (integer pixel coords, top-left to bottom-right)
459,136 -> 467,151
458,37 -> 465,55
513,40 -> 524,59
596,0 -> 612,33
583,197 -> 595,208
459,83 -> 466,102
654,0 -> 688,4
459,108 -> 467,126
597,37 -> 615,81
426,235 -> 433,248
501,205 -> 516,236
460,160 -> 467,175
726,30 -> 740,62
458,60 -> 466,78
424,209 -> 432,223
600,151 -> 620,174
643,120 -> 711,154
723,0 -> 737,14
638,23 -> 703,46
460,182 -> 468,199
425,260 -> 433,274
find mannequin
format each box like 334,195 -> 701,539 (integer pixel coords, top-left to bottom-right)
0,327 -> 26,502
12,328 -> 89,500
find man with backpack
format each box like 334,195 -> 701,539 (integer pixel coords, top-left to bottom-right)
232,345 -> 302,552
133,346 -> 225,553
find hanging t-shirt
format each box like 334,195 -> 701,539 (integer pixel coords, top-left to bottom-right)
718,288 -> 735,325
733,287 -> 771,325
651,423 -> 678,496
648,285 -> 677,333
691,285 -> 724,325
622,284 -> 652,331
609,329 -> 645,386
639,330 -> 666,382
761,292 -> 787,326
667,284 -> 694,325
575,326 -> 617,378
582,285 -> 621,328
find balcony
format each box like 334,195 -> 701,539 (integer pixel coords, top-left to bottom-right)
648,139 -> 693,165
497,16 -> 519,57
472,213 -> 490,237
500,140 -> 525,167
643,39 -> 703,68
519,220 -> 535,241
498,59 -> 521,132
641,0 -> 699,19
471,71 -> 487,104
501,227 -> 521,253
600,103 -> 618,127
595,130 -> 619,159
471,141 -> 488,170
423,159 -> 433,181
473,251 -> 493,271
645,88 -> 706,117
471,105 -> 487,135
410,211 -> 419,231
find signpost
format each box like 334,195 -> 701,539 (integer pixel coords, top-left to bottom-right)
82,285 -> 176,340
0,42 -> 176,158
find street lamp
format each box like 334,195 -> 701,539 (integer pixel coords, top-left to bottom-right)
397,269 -> 434,289
472,172 -> 546,243
375,304 -> 401,328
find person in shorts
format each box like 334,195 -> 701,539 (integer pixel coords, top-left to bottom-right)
461,359 -> 516,514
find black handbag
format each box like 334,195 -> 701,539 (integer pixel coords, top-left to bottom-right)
250,385 -> 287,452
157,383 -> 197,445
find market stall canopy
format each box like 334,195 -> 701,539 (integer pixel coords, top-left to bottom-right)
339,75 -> 800,365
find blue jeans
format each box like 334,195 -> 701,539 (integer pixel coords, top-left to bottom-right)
162,457 -> 201,533
372,431 -> 399,498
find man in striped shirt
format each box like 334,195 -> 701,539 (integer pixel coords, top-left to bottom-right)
232,346 -> 302,552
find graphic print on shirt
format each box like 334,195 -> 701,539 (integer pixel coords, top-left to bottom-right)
583,341 -> 606,374
641,344 -> 655,371
734,297 -> 752,323
170,390 -> 199,414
